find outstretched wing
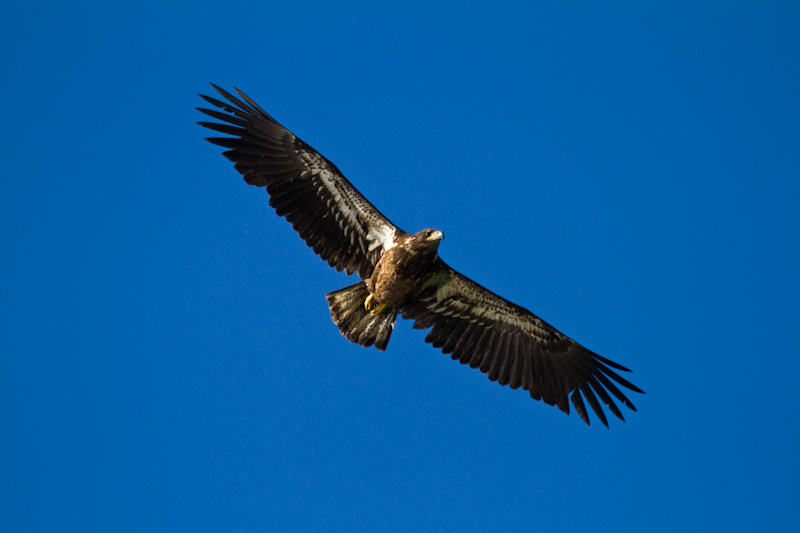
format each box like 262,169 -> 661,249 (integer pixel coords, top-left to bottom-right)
198,84 -> 400,279
402,264 -> 643,426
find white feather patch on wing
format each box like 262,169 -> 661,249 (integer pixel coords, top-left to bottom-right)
367,225 -> 396,252
314,169 -> 359,231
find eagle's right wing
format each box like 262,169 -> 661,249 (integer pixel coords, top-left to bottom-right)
198,84 -> 401,279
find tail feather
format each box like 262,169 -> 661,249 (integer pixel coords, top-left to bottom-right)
326,282 -> 396,351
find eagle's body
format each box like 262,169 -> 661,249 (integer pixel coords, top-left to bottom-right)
198,85 -> 644,426
329,228 -> 446,351
368,229 -> 444,309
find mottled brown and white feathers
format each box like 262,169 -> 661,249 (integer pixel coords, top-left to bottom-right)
198,85 -> 644,427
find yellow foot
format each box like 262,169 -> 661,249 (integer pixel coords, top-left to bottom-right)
364,293 -> 376,311
370,303 -> 388,317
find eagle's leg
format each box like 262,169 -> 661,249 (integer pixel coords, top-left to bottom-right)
364,293 -> 376,311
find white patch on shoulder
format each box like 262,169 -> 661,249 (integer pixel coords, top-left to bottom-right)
367,225 -> 396,252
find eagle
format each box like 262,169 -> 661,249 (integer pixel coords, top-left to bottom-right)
198,84 -> 643,427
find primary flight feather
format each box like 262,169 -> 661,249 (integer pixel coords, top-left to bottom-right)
198,84 -> 643,426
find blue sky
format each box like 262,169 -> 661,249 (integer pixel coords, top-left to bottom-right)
2,2 -> 799,531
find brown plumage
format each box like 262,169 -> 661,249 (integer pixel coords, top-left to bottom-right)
198,84 -> 644,426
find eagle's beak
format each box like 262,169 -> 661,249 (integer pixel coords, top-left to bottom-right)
430,230 -> 444,242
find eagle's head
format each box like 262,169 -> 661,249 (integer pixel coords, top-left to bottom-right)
412,228 -> 444,251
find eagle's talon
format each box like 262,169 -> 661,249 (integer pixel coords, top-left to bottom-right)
364,293 -> 375,311
370,303 -> 388,316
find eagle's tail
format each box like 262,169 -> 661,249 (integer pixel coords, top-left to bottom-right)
326,282 -> 396,351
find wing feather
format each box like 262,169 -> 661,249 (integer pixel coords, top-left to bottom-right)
466,327 -> 492,370
402,263 -> 643,427
496,333 -> 518,387
571,389 -> 589,424
485,332 -> 508,381
198,84 -> 401,278
454,325 -> 483,363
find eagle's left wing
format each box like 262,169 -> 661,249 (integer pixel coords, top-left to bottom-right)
198,85 -> 401,279
401,264 -> 643,426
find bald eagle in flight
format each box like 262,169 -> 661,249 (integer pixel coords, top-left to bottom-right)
198,85 -> 643,427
